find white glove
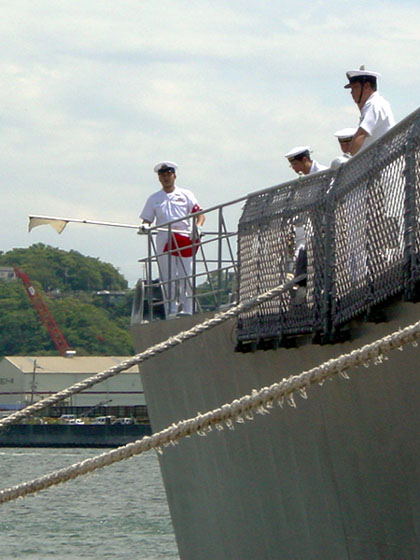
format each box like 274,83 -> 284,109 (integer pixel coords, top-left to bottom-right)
137,223 -> 151,235
330,153 -> 351,170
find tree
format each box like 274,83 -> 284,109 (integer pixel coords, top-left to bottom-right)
0,244 -> 128,292
0,246 -> 134,357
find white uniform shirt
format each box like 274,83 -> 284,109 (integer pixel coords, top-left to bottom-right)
140,185 -> 202,233
309,160 -> 328,174
358,91 -> 395,151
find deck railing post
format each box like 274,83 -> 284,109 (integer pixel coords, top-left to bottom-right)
192,216 -> 197,314
146,231 -> 153,321
217,207 -> 223,309
318,185 -> 336,343
403,114 -> 420,301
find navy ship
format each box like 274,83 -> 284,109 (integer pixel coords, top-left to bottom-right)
131,108 -> 420,559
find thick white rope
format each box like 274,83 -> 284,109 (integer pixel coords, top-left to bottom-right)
1,316 -> 419,505
0,277 -> 302,431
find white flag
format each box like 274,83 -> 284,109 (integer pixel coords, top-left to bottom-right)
28,217 -> 68,234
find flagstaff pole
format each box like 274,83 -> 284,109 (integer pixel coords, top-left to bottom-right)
28,215 -> 140,231
28,215 -> 190,234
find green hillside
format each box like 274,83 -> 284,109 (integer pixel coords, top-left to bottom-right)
0,244 -> 134,357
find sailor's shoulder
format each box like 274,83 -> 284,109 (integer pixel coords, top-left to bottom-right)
174,186 -> 197,199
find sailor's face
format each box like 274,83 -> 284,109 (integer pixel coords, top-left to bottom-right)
158,170 -> 176,191
339,139 -> 352,153
289,158 -> 306,176
349,82 -> 362,104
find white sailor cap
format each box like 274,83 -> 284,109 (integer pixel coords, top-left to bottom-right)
334,128 -> 357,141
153,161 -> 178,173
344,66 -> 381,88
284,146 -> 311,160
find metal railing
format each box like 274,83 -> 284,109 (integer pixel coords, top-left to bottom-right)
135,196 -> 247,322
133,107 -> 420,350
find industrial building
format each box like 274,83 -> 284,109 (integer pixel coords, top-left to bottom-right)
0,356 -> 147,420
0,267 -> 16,282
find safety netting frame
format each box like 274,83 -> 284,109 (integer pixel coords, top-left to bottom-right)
237,107 -> 420,345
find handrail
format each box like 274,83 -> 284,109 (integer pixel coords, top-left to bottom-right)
141,193 -> 249,235
134,108 -> 420,341
136,195 -> 244,321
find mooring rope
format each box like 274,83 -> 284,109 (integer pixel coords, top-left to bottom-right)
1,315 -> 419,505
0,276 -> 303,432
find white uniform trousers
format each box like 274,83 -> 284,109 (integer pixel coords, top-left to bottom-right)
156,233 -> 193,316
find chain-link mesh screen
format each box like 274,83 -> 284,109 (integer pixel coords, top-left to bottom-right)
237,169 -> 332,342
237,107 -> 420,345
331,109 -> 420,327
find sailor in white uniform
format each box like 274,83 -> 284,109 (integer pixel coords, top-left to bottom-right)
334,128 -> 357,153
140,161 -> 205,317
344,66 -> 395,155
341,68 -> 397,286
284,147 -> 327,300
330,128 -> 357,169
284,146 -> 328,176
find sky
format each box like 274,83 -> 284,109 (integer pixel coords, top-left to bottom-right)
1,0 -> 419,287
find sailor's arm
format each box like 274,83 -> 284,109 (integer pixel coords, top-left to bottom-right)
191,199 -> 205,233
348,127 -> 369,156
196,213 -> 205,227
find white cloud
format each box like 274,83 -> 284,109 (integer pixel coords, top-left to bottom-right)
0,0 -> 419,285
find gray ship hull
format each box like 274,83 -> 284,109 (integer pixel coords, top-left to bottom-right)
132,299 -> 420,559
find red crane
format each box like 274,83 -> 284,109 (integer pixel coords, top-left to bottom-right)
13,267 -> 75,357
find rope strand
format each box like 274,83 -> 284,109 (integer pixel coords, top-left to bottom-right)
0,277 -> 301,432
1,315 -> 419,505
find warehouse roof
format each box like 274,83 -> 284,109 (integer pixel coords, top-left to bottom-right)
3,356 -> 139,374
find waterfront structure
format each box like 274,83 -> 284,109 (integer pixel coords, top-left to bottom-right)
0,356 -> 146,414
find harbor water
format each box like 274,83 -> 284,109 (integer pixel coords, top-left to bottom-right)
0,448 -> 179,559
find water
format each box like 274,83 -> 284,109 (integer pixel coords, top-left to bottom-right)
0,448 -> 179,559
